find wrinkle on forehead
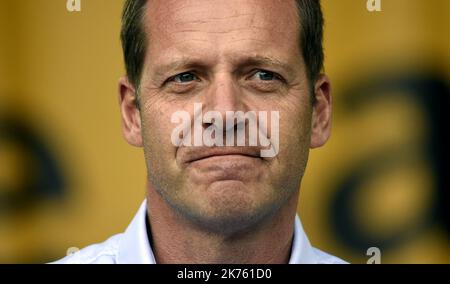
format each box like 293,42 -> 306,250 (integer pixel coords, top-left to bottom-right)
145,0 -> 299,40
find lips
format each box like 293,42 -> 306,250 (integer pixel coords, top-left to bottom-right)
179,147 -> 262,165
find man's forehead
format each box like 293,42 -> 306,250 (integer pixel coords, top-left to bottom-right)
144,0 -> 299,34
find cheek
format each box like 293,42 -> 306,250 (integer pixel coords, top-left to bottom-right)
278,92 -> 313,140
276,97 -> 313,165
139,98 -> 178,166
142,107 -> 170,143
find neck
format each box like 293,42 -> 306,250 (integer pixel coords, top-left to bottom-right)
146,183 -> 299,264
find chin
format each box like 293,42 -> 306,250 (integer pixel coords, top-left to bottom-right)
183,184 -> 279,235
186,208 -> 265,236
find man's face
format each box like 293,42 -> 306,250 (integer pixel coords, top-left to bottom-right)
120,0 -> 331,233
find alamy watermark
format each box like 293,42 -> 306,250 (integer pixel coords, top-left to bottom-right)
366,247 -> 381,264
66,0 -> 81,12
66,246 -> 80,256
64,1 -> 381,14
367,0 -> 382,12
170,103 -> 279,158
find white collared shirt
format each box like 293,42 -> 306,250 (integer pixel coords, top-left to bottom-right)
53,200 -> 347,264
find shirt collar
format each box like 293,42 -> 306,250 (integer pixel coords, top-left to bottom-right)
117,200 -> 317,264
117,200 -> 156,264
288,215 -> 318,264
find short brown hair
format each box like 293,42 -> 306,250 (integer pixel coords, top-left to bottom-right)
120,0 -> 324,93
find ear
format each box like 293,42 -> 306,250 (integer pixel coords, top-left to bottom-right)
310,74 -> 332,149
118,76 -> 143,147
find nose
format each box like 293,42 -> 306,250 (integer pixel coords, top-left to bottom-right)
201,73 -> 247,132
203,73 -> 244,116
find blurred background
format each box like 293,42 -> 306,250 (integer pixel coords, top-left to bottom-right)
0,0 -> 449,263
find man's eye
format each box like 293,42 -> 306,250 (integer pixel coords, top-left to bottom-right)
171,72 -> 198,83
251,70 -> 280,81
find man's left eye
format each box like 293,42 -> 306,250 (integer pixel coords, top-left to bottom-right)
172,72 -> 198,83
251,70 -> 279,81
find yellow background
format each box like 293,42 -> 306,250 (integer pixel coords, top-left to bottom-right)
0,0 -> 449,263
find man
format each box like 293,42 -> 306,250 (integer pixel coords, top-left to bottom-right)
55,0 -> 346,264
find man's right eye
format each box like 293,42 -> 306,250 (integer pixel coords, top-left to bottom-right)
170,72 -> 198,83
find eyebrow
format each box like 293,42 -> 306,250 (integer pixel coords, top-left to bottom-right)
233,55 -> 296,75
152,55 -> 296,79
